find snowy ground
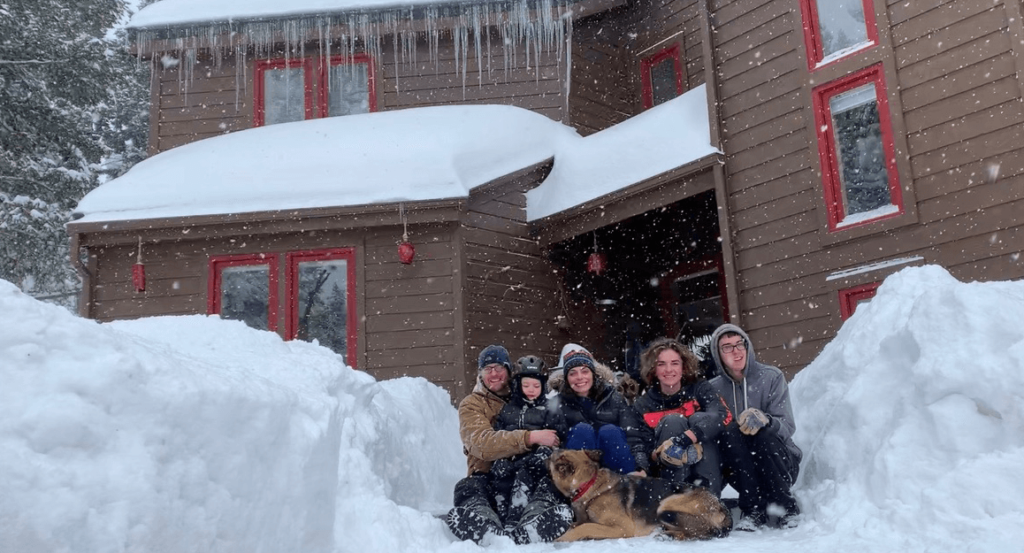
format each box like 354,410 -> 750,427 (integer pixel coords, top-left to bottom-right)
1,264 -> 1022,553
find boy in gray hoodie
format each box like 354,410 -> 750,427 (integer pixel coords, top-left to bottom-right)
709,324 -> 801,530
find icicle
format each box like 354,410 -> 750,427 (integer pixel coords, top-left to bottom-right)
129,0 -> 577,113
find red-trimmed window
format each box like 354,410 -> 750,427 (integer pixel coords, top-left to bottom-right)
209,254 -> 280,332
813,64 -> 903,231
839,282 -> 880,320
641,44 -> 683,109
255,55 -> 375,127
285,248 -> 358,368
320,54 -> 376,117
254,58 -> 315,127
799,0 -> 878,69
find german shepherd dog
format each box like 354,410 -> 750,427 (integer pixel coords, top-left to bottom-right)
547,449 -> 732,541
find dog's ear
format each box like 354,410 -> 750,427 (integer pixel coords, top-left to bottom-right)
585,449 -> 603,463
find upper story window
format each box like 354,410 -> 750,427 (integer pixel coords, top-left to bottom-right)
641,44 -> 683,109
208,248 -> 358,367
255,59 -> 315,126
323,54 -> 375,117
839,282 -> 880,320
813,65 -> 902,231
255,54 -> 375,127
799,0 -> 878,68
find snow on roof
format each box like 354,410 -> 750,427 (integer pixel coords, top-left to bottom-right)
72,104 -> 579,224
130,0 -> 500,29
73,87 -> 716,225
526,84 -> 718,221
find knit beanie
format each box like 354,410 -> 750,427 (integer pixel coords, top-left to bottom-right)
478,344 -> 512,371
561,350 -> 595,372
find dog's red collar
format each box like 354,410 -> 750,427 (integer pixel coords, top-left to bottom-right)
571,475 -> 598,503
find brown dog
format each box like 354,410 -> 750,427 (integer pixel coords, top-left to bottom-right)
547,449 -> 732,541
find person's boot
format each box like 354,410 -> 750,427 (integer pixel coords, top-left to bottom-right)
446,503 -> 505,543
507,501 -> 573,544
447,475 -> 505,543
506,477 -> 573,544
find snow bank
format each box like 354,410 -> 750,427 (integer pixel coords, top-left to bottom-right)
792,265 -> 1024,550
0,279 -> 463,553
3,265 -> 1024,553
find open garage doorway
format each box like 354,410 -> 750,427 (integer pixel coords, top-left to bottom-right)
547,190 -> 727,381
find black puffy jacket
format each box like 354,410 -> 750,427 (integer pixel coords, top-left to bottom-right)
557,381 -> 653,472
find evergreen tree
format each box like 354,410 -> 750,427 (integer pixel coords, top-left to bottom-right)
0,0 -> 148,307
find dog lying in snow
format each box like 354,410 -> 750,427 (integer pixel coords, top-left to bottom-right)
546,449 -> 732,541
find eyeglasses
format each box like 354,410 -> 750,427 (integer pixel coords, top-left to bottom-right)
481,365 -> 507,374
719,341 -> 747,354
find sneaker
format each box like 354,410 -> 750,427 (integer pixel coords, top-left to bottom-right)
446,506 -> 505,543
507,503 -> 573,544
733,510 -> 767,532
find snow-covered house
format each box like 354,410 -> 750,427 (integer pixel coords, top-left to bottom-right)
68,0 -> 1024,399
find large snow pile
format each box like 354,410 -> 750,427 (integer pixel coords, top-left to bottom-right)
791,265 -> 1024,550
0,279 -> 463,553
1,264 -> 1023,553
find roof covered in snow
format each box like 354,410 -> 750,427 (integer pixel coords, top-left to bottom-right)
130,0 -> 564,29
72,86 -> 717,225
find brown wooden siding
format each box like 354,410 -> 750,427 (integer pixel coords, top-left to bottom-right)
569,9 -> 635,135
381,32 -> 568,123
459,185 -> 563,399
149,31 -> 571,154
81,221 -> 466,400
151,56 -> 249,154
710,0 -> 1024,375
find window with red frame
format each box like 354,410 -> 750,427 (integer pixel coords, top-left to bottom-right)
285,248 -> 357,367
209,254 -> 280,332
208,248 -> 358,367
839,282 -> 879,320
255,55 -> 375,127
799,0 -> 877,68
641,44 -> 683,109
813,64 -> 903,231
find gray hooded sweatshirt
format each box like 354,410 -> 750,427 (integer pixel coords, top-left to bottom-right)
708,324 -> 802,460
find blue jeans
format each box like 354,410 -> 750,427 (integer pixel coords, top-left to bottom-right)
565,422 -> 636,474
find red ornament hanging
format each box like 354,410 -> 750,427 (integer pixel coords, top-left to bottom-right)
586,233 -> 606,275
132,237 -> 146,292
397,203 -> 415,265
398,241 -> 415,264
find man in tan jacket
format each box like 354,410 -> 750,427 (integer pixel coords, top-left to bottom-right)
446,345 -> 571,544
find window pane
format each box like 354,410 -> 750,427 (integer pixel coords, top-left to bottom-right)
830,83 -> 891,217
328,62 -> 370,116
263,66 -> 306,125
296,259 -> 349,357
220,265 -> 270,331
817,0 -> 869,59
650,57 -> 678,107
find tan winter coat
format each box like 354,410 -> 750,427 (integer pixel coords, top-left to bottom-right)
458,378 -> 532,475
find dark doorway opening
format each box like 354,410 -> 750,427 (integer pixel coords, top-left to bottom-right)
547,190 -> 727,380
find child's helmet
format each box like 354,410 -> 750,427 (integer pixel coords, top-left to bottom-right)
515,355 -> 548,378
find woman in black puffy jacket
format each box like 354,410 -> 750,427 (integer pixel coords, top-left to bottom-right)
557,349 -> 652,474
